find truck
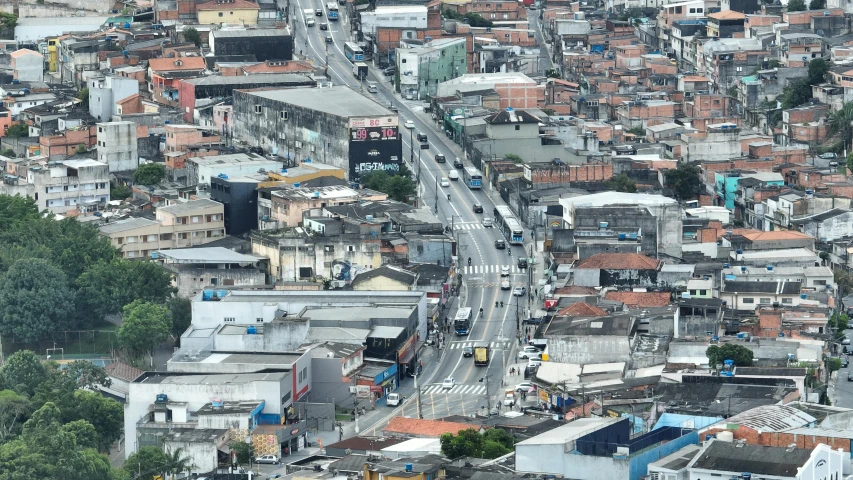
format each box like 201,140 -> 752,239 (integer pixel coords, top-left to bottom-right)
474,345 -> 489,366
352,61 -> 368,79
303,9 -> 315,25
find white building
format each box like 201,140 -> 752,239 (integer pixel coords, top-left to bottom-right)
0,159 -> 110,214
360,5 -> 427,36
10,49 -> 44,82
721,265 -> 835,292
186,153 -> 282,187
96,121 -> 139,172
88,75 -> 139,122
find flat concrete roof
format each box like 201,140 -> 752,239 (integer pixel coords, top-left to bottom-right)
244,86 -> 395,118
156,247 -> 263,264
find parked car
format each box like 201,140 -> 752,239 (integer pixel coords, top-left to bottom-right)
435,154 -> 446,163
843,357 -> 850,368
518,346 -> 539,359
255,455 -> 279,465
494,239 -> 506,249
513,286 -> 526,297
819,152 -> 838,159
517,257 -> 528,269
386,393 -> 403,407
405,91 -> 414,100
843,338 -> 851,345
503,392 -> 516,406
527,358 -> 542,367
830,161 -> 840,167
515,381 -> 534,392
473,202 -> 483,213
523,316 -> 544,325
462,345 -> 474,357
848,372 -> 853,382
267,475 -> 283,480
442,377 -> 455,389
383,66 -> 396,76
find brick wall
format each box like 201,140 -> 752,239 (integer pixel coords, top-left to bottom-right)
530,163 -> 613,185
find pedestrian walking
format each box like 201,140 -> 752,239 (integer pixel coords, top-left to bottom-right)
527,334 -> 531,342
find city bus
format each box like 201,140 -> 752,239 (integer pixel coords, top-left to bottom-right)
494,205 -> 525,245
326,3 -> 339,20
462,166 -> 482,189
344,42 -> 364,62
454,307 -> 472,335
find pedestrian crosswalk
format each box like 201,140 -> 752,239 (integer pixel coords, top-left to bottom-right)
448,341 -> 509,350
452,222 -> 486,231
462,265 -> 526,275
422,384 -> 487,395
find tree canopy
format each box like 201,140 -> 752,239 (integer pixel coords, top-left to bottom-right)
0,258 -> 76,343
360,169 -> 417,202
5,123 -> 28,138
118,300 -> 172,358
76,260 -> 174,320
607,173 -> 637,193
664,163 -> 703,200
184,27 -> 201,46
706,343 -> 754,367
132,162 -> 166,185
787,0 -> 806,11
440,428 -> 514,459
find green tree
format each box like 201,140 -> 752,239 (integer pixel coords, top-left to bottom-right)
835,269 -> 853,297
463,12 -> 492,27
62,419 -> 99,450
607,173 -> 638,193
808,58 -> 829,85
0,13 -> 17,33
626,125 -> 646,136
0,195 -> 40,231
780,78 -> 812,109
67,391 -> 123,452
5,122 -> 28,137
618,7 -> 644,20
706,343 -> 754,367
231,441 -> 254,465
0,147 -> 15,157
443,8 -> 464,20
0,389 -> 31,442
482,428 -> 514,450
168,296 -> 193,342
809,0 -> 826,8
110,183 -> 132,200
361,170 -> 416,202
504,153 -> 523,163
118,300 -> 172,358
665,163 -> 703,200
184,27 -> 201,46
75,144 -> 87,155
831,102 -> 853,155
76,260 -> 174,320
132,162 -> 166,185
64,360 -> 112,390
124,446 -> 170,478
77,88 -> 89,108
788,0 -> 807,10
0,258 -> 76,342
828,357 -> 843,373
545,69 -> 561,79
165,447 -> 195,479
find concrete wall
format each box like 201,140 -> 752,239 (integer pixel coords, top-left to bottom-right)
309,356 -> 354,406
517,442 -> 631,480
90,76 -> 139,122
548,335 -> 633,364
12,53 -> 43,82
97,122 -> 139,172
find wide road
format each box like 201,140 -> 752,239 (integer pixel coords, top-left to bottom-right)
287,0 -> 536,420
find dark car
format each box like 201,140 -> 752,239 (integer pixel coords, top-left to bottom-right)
473,203 -> 484,213
383,66 -> 396,76
315,8 -> 323,15
453,158 -> 464,168
495,239 -> 506,249
325,35 -> 333,43
517,257 -> 528,269
435,154 -> 446,163
523,316 -> 543,325
462,346 -> 474,357
843,357 -> 850,368
420,142 -> 429,150
417,133 -> 428,142
320,22 -> 328,30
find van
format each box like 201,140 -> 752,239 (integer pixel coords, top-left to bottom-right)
367,83 -> 377,93
306,17 -> 315,26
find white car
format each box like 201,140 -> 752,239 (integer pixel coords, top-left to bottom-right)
440,177 -> 450,187
386,392 -> 403,407
404,120 -> 415,129
482,217 -> 493,227
255,455 -> 279,465
501,266 -> 510,277
518,346 -> 539,359
513,286 -> 526,297
501,278 -> 511,290
442,377 -> 455,389
504,393 -> 515,406
528,358 -> 542,367
515,381 -> 534,392
405,92 -> 414,100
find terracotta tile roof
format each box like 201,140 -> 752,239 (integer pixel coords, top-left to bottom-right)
682,75 -> 709,82
708,10 -> 746,20
10,48 -> 41,58
383,417 -> 479,438
116,93 -> 140,105
197,0 -> 260,10
148,56 -> 206,73
557,302 -> 608,317
575,253 -> 660,270
715,228 -> 813,242
605,291 -> 671,308
105,361 -> 144,382
553,286 -> 598,295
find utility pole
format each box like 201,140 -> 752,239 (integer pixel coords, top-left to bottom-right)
479,374 -> 492,412
414,371 -> 423,419
409,127 -> 414,163
324,36 -> 329,79
434,177 -> 438,214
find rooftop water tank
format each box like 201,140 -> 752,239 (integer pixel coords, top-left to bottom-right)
247,326 -> 257,334
294,182 -> 301,188
800,293 -> 808,299
216,289 -> 228,298
717,431 -> 734,442
202,290 -> 214,301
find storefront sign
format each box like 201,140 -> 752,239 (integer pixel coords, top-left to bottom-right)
370,385 -> 383,392
373,363 -> 398,384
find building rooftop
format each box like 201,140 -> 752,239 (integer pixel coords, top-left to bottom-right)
155,247 -> 262,264
212,28 -> 287,38
576,253 -> 660,270
722,280 -> 801,294
605,291 -> 671,307
516,417 -> 621,446
704,404 -> 815,433
351,265 -> 417,287
157,199 -> 222,215
555,302 -> 608,317
242,86 -> 395,118
707,10 -> 746,20
383,417 -> 480,437
98,217 -> 159,234
690,441 -> 813,477
196,0 -> 260,10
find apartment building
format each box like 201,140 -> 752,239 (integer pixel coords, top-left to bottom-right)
0,159 -> 110,215
98,199 -> 225,258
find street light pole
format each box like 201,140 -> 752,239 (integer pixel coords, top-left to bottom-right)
414,371 -> 423,419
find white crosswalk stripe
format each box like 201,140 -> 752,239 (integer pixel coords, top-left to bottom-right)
422,384 -> 487,395
462,265 -> 526,275
448,341 -> 509,350
454,223 -> 484,230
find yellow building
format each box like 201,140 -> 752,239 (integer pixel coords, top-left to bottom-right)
267,161 -> 346,184
45,38 -> 59,73
196,0 -> 260,25
351,265 -> 417,291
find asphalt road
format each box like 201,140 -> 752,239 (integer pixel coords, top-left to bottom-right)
286,0 -> 537,418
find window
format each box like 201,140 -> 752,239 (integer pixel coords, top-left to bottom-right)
743,298 -> 754,304
697,7 -> 703,12
515,125 -> 520,130
218,11 -> 224,16
782,298 -> 793,304
689,290 -> 697,295
700,290 -> 707,296
347,245 -> 355,252
759,298 -> 771,304
401,59 -> 407,63
224,317 -> 235,322
256,317 -> 264,323
280,111 -> 288,120
814,280 -> 827,286
689,7 -> 696,12
254,104 -> 263,114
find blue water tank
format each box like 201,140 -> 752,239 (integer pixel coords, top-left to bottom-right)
618,233 -> 626,240
11,79 -> 19,84
740,266 -> 747,272
294,182 -> 301,188
736,249 -> 743,254
778,332 -> 785,337
156,394 -> 168,403
247,326 -> 257,334
216,289 -> 228,298
202,289 -> 214,301
124,22 -> 131,28
723,263 -> 729,268
766,265 -> 773,271
800,293 -> 808,299
405,464 -> 413,472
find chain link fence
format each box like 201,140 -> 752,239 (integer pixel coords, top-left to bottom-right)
1,330 -> 118,360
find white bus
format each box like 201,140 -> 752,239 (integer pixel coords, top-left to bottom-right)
454,307 -> 472,335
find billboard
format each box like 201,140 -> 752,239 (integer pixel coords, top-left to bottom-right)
348,116 -> 402,180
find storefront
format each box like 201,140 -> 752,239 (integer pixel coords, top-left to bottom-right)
356,361 -> 398,402
397,335 -> 421,378
277,419 -> 313,457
